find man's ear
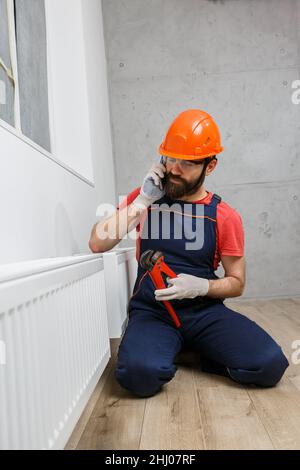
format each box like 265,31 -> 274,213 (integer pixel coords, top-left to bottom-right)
206,158 -> 218,175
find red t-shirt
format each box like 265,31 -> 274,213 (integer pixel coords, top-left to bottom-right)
117,187 -> 244,270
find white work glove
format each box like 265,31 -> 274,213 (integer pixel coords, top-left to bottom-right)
132,160 -> 166,210
154,273 -> 210,301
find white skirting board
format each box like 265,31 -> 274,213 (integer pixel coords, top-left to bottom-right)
0,254 -> 110,450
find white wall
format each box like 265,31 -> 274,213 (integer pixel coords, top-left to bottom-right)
0,0 -> 116,265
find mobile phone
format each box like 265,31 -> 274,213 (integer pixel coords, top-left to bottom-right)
160,155 -> 167,166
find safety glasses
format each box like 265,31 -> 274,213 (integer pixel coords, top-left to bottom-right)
164,156 -> 205,170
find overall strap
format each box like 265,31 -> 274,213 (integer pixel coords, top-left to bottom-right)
209,193 -> 222,208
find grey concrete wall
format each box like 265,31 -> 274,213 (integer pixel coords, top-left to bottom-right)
101,0 -> 300,299
15,0 -> 51,151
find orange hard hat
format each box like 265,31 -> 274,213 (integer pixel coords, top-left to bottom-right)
159,109 -> 223,161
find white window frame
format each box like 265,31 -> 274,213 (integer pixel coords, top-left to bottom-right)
0,0 -> 94,187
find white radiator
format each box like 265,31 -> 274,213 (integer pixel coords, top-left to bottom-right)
103,248 -> 137,338
0,254 -> 110,450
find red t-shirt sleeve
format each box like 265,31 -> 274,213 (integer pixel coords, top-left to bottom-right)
116,187 -> 141,210
217,208 -> 244,257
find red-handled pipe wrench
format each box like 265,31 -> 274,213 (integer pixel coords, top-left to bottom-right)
140,250 -> 181,328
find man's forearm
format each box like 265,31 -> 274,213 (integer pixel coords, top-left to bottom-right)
208,276 -> 244,299
102,203 -> 145,240
89,202 -> 146,252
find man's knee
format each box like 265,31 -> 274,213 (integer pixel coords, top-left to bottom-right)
115,359 -> 176,398
228,348 -> 289,388
255,348 -> 289,387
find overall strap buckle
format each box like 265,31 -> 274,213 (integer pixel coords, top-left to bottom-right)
211,193 -> 222,207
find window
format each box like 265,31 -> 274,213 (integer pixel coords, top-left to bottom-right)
0,0 -> 14,126
0,0 -> 51,152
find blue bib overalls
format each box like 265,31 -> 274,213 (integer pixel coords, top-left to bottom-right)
115,194 -> 289,397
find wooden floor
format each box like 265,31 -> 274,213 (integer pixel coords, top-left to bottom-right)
66,298 -> 300,450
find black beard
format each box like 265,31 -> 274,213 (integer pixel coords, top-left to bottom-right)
164,165 -> 207,200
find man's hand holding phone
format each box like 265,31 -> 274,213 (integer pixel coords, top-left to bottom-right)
131,157 -> 167,211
